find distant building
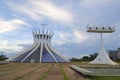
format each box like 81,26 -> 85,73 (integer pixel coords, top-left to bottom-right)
108,50 -> 118,60
108,48 -> 120,61
89,48 -> 120,61
117,48 -> 120,60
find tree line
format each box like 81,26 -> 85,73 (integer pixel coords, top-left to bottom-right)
0,54 -> 8,61
70,53 -> 98,61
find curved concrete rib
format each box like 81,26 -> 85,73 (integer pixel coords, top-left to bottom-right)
40,42 -> 43,63
47,44 -> 69,62
39,29 -> 44,63
44,30 -> 58,63
47,39 -> 70,62
21,42 -> 40,62
7,29 -> 38,61
8,28 -> 69,63
38,29 -> 42,63
44,41 -> 58,63
6,41 -> 37,61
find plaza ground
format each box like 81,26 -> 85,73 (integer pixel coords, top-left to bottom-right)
0,62 -> 120,80
0,62 -> 89,80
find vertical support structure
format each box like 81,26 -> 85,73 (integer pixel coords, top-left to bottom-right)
39,29 -> 44,63
100,33 -> 105,55
87,25 -> 118,65
90,33 -> 118,65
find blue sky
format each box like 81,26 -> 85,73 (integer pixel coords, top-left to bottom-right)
0,0 -> 120,59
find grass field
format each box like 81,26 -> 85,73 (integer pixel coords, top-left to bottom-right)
0,62 -> 120,80
88,76 -> 120,80
0,62 -> 88,80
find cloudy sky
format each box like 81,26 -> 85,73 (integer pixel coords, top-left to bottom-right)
0,0 -> 120,59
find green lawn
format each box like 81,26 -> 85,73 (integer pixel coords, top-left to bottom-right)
89,76 -> 120,80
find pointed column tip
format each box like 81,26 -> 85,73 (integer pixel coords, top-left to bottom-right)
51,31 -> 54,37
32,28 -> 54,39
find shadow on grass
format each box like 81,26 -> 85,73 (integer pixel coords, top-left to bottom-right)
87,76 -> 120,80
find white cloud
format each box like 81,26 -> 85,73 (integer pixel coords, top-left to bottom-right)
6,0 -> 73,23
80,0 -> 113,8
0,19 -> 26,33
0,40 -> 33,54
0,40 -> 23,53
53,30 -> 87,45
1,0 -> 119,57
15,40 -> 33,46
0,18 -> 30,54
73,30 -> 87,43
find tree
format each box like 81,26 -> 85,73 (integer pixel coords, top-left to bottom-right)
89,53 -> 98,61
81,56 -> 90,61
0,54 -> 8,61
70,57 -> 80,61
